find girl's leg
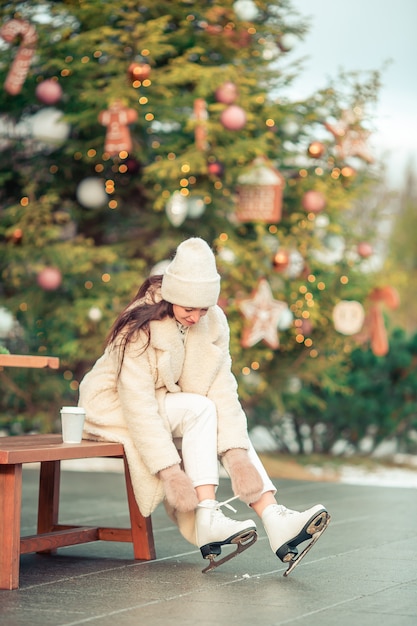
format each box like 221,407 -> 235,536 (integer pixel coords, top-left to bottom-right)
246,441 -> 331,572
242,440 -> 278,515
164,392 -> 257,563
164,392 -> 219,500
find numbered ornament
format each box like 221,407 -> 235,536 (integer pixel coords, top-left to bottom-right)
220,105 -> 246,131
332,300 -> 365,335
76,177 -> 108,209
37,267 -> 62,291
35,79 -> 63,105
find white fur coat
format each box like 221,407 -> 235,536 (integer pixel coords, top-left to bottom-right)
78,302 -> 250,523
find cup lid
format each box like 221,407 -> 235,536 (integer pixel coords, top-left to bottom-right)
60,406 -> 86,414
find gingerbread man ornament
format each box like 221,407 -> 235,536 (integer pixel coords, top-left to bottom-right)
98,100 -> 138,156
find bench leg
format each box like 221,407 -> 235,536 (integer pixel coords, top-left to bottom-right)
37,460 -> 60,553
123,457 -> 156,560
0,464 -> 22,590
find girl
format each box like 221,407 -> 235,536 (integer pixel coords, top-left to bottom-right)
79,237 -> 330,574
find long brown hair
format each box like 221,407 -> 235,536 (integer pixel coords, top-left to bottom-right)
106,274 -> 173,365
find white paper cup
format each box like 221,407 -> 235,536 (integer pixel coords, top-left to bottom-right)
60,406 -> 86,444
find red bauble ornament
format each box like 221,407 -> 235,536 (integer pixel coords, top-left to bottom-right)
307,141 -> 325,158
207,160 -> 224,177
272,249 -> 290,272
128,61 -> 151,82
357,242 -> 373,258
220,105 -> 246,130
215,81 -> 238,104
35,79 -> 63,105
301,190 -> 326,213
37,267 -> 62,291
125,157 -> 142,174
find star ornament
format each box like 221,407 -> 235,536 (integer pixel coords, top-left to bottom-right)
324,110 -> 373,163
238,278 -> 288,349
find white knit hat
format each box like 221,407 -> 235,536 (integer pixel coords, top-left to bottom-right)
161,238 -> 221,307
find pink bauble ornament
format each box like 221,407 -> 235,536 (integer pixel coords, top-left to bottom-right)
35,79 -> 63,105
37,267 -> 62,291
215,81 -> 238,104
220,105 -> 247,131
207,160 -> 224,177
301,190 -> 326,213
357,242 -> 373,258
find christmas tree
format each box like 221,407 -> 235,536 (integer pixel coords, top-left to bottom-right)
0,0 -> 389,441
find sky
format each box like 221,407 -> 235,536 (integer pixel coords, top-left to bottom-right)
282,0 -> 417,188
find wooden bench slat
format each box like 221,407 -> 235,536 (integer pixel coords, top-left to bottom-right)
0,355 -> 60,369
0,434 -> 124,464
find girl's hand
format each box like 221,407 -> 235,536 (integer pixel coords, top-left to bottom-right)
158,464 -> 199,512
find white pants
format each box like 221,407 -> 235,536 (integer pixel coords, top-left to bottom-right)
164,392 -> 276,495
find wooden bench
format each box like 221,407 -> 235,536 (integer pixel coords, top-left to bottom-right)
0,434 -> 156,590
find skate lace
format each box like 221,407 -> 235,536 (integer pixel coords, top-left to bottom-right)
198,495 -> 239,514
274,504 -> 296,516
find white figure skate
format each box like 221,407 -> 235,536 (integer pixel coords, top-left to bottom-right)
196,498 -> 257,573
262,503 -> 331,577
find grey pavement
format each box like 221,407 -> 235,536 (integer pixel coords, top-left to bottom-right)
1,466 -> 416,626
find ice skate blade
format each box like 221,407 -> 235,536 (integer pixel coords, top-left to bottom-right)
202,530 -> 257,573
283,512 -> 331,577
